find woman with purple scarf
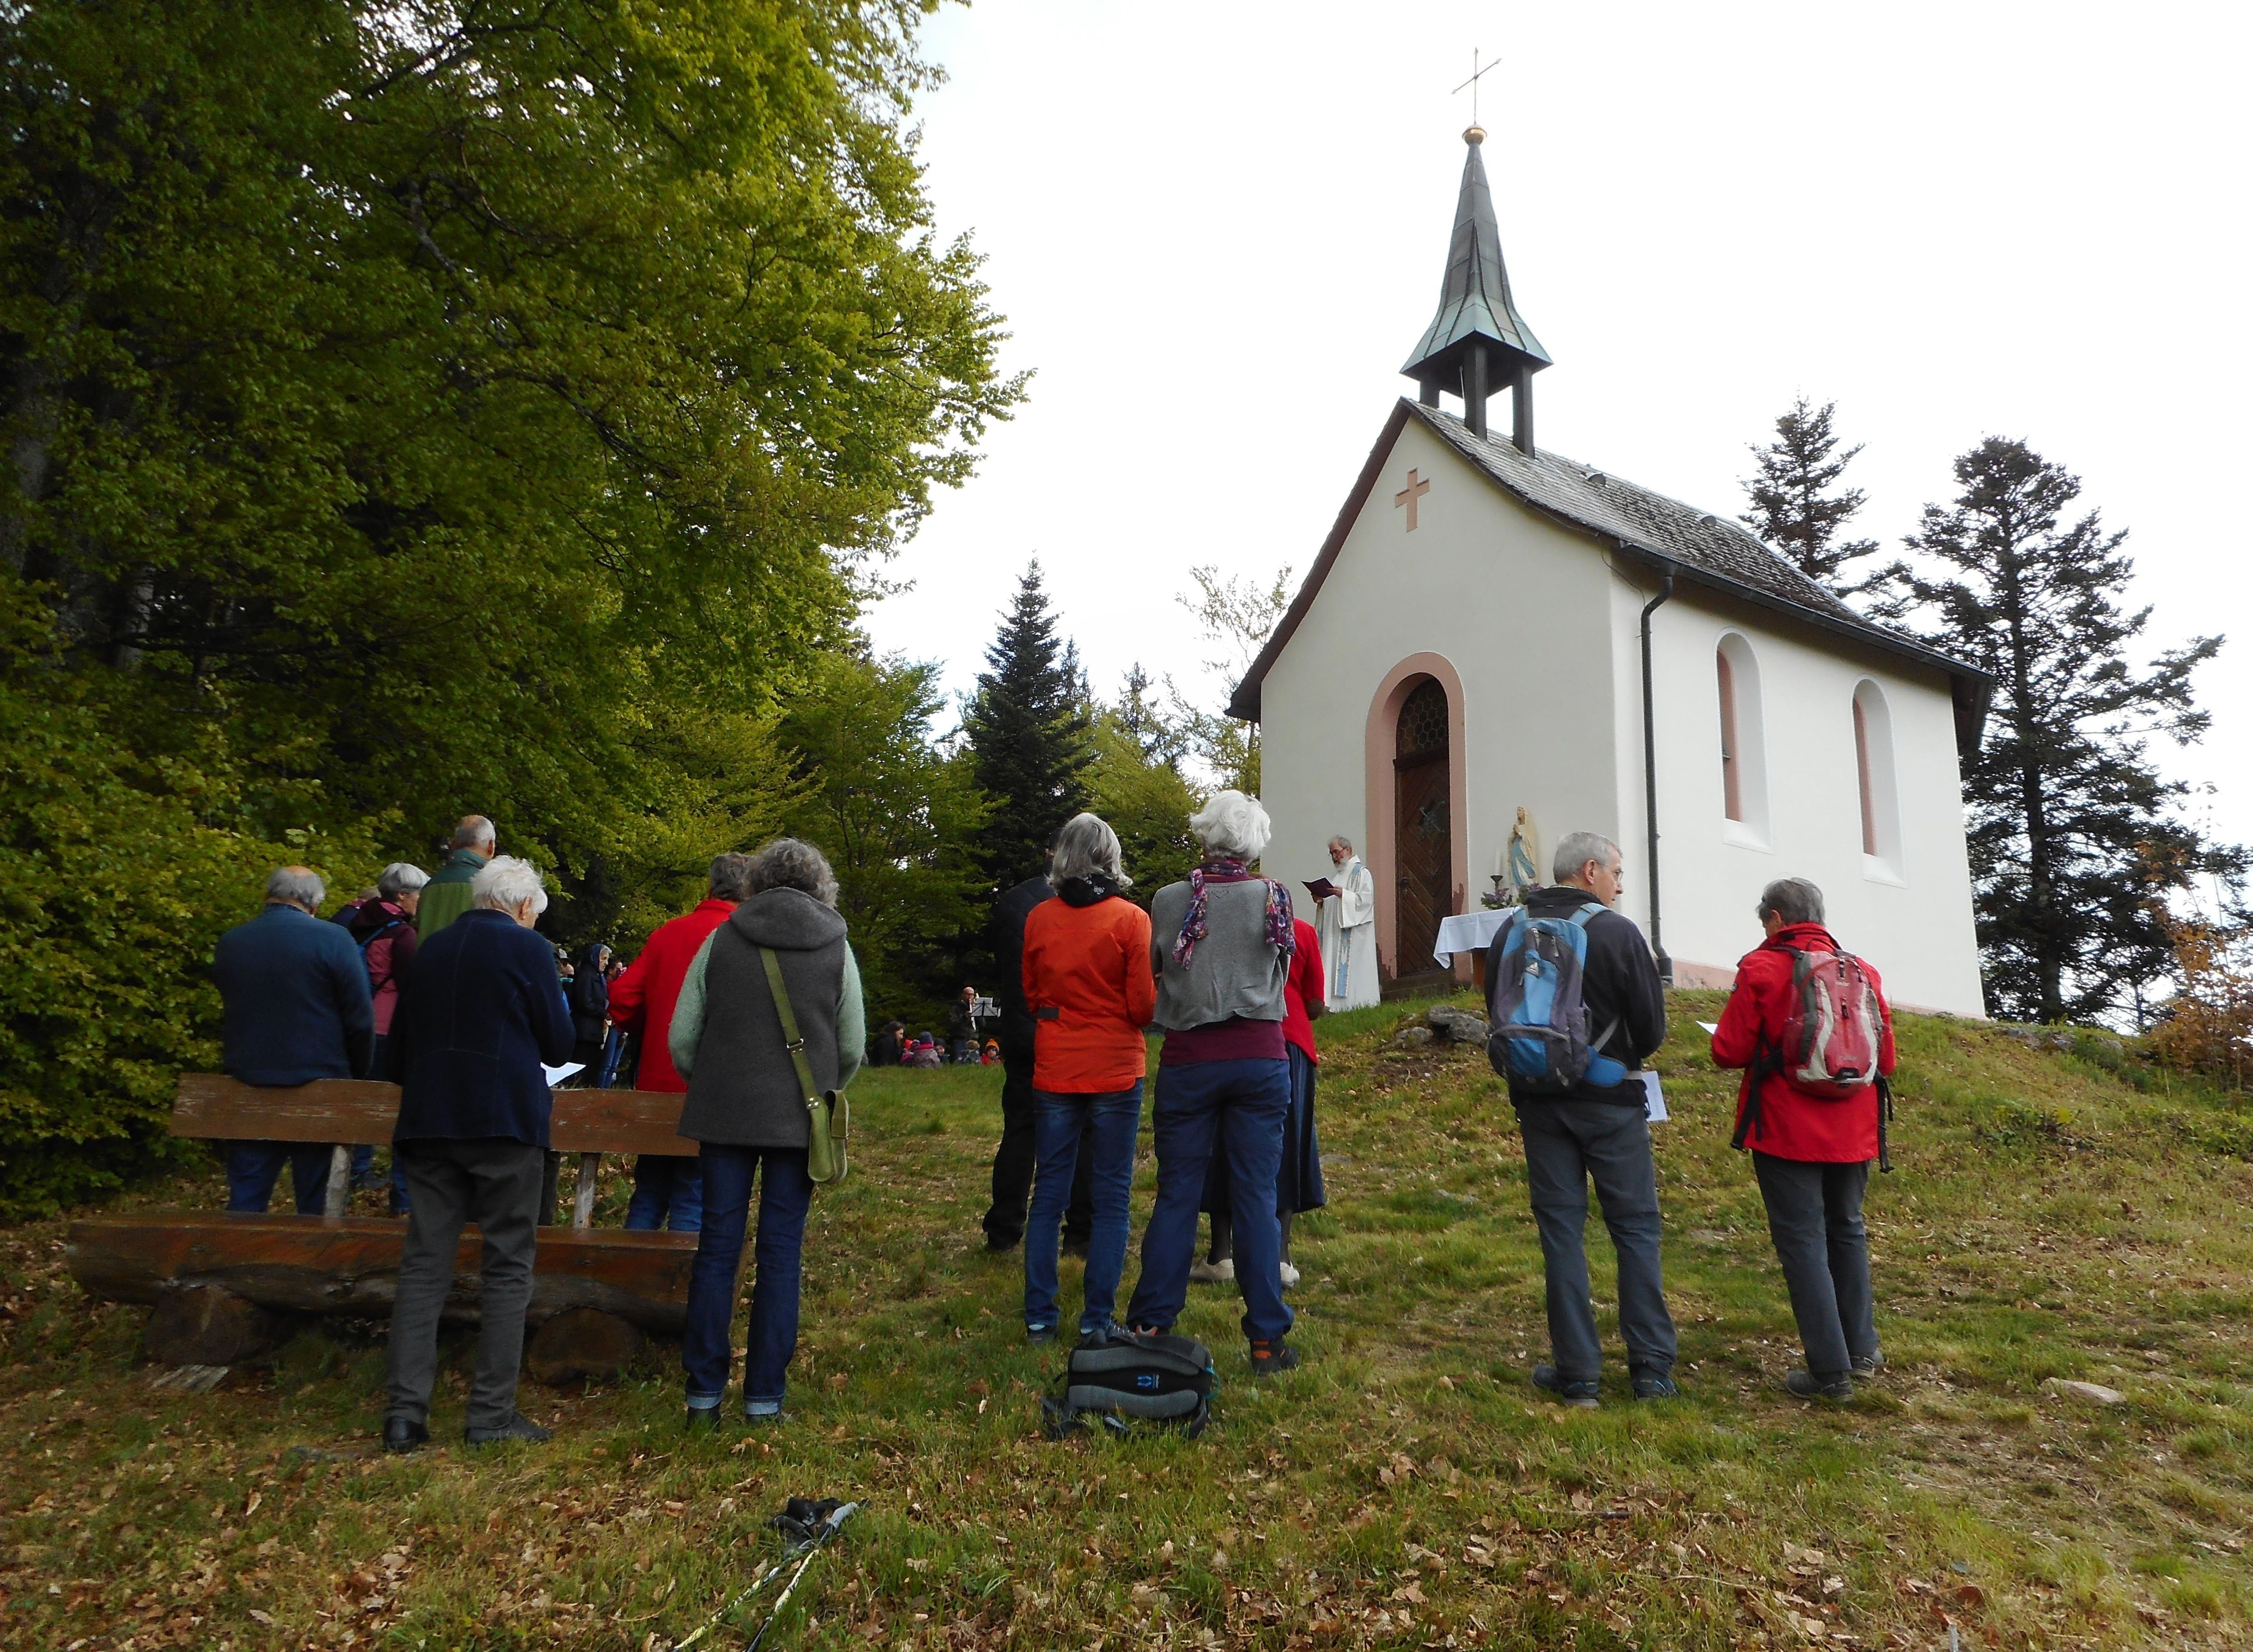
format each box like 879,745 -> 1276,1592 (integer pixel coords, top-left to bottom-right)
1125,790 -> 1302,1378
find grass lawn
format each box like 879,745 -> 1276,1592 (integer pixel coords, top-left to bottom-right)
7,991 -> 2253,1649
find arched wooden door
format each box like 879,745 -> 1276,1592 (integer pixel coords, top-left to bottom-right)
1392,677 -> 1452,978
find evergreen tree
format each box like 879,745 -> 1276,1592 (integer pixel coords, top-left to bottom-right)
1885,437 -> 2239,1023
1739,397 -> 1883,593
962,563 -> 1094,889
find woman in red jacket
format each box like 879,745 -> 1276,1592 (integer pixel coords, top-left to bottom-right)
1711,877 -> 1897,1401
1019,812 -> 1158,1344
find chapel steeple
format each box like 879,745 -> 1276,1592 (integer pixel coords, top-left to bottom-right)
1400,125 -> 1549,454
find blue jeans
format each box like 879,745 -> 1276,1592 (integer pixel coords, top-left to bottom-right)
1126,1058 -> 1295,1346
225,1141 -> 335,1214
1023,1082 -> 1142,1338
626,1154 -> 704,1232
681,1145 -> 814,1411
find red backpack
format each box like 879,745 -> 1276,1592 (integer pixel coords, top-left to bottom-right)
1733,943 -> 1895,1170
1775,946 -> 1883,1098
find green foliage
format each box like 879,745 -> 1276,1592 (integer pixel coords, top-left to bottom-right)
0,0 -> 1022,1208
0,597 -> 382,1214
1085,703 -> 1201,901
779,648 -> 987,1029
962,563 -> 1092,891
1170,563 -> 1292,794
1878,438 -> 2241,1024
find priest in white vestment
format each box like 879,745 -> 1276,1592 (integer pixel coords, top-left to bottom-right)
1316,835 -> 1381,1010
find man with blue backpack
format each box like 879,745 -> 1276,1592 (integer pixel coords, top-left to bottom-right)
1485,831 -> 1675,1407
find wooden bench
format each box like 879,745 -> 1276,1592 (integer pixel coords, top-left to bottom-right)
66,1076 -> 702,1382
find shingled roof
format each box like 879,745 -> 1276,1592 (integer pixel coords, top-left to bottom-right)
1227,400 -> 1991,753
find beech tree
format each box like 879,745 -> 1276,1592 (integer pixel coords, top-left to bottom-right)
1886,437 -> 2239,1023
0,0 -> 1021,1207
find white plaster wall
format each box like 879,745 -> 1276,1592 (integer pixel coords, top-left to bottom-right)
1259,418 -> 1619,962
1619,580 -> 1987,1015
1259,411 -> 1985,1013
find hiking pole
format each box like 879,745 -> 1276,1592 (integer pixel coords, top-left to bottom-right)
672,1537 -> 812,1652
743,1501 -> 857,1652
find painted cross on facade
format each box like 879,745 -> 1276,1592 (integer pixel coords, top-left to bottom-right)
1395,468 -> 1431,531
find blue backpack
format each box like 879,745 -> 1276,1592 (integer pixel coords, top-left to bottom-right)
1484,904 -> 1626,1094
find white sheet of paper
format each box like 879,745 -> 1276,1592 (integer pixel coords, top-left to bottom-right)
543,1062 -> 586,1086
1697,1021 -> 1720,1035
1641,1070 -> 1669,1123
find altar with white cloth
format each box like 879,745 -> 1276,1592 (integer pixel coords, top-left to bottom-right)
1430,908 -> 1512,969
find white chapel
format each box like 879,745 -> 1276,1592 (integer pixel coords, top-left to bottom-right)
1234,126 -> 1989,1015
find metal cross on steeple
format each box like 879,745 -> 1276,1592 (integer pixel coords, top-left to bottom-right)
1453,48 -> 1501,131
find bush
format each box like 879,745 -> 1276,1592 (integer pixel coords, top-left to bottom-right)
2151,916 -> 2253,1091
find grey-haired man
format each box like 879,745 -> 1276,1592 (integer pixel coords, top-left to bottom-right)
1491,831 -> 1676,1407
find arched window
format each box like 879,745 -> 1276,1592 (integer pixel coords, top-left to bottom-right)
1853,680 -> 1902,875
1715,634 -> 1768,843
1716,647 -> 1742,821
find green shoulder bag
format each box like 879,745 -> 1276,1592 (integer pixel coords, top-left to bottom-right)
759,946 -> 851,1186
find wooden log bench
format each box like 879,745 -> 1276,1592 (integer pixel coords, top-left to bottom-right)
66,1075 -> 701,1383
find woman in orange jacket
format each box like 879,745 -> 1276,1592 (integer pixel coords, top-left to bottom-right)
1019,812 -> 1158,1343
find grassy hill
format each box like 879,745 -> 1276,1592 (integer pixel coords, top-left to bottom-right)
5,993 -> 2253,1649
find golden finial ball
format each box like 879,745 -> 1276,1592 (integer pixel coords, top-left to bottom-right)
1464,124 -> 1487,145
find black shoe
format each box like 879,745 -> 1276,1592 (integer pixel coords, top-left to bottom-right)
1060,1234 -> 1091,1260
1532,1364 -> 1600,1409
464,1413 -> 552,1447
1249,1339 -> 1300,1379
1631,1366 -> 1681,1401
1026,1323 -> 1057,1346
741,1407 -> 789,1429
684,1405 -> 724,1433
381,1417 -> 429,1455
983,1231 -> 1022,1253
1850,1350 -> 1886,1378
1784,1369 -> 1855,1402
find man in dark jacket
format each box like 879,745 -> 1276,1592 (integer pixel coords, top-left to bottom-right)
979,850 -> 1095,1253
210,866 -> 376,1214
379,854 -> 574,1453
1490,831 -> 1676,1407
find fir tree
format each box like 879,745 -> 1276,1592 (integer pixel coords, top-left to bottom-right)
1740,397 -> 1883,592
962,562 -> 1094,889
1885,437 -> 2239,1023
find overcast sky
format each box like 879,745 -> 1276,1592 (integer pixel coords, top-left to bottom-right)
861,0 -> 2253,869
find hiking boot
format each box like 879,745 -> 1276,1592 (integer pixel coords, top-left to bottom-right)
1784,1369 -> 1855,1402
1850,1350 -> 1886,1378
741,1406 -> 790,1428
1189,1256 -> 1235,1284
1630,1366 -> 1681,1401
1249,1339 -> 1300,1379
465,1413 -> 552,1447
1532,1364 -> 1600,1409
684,1405 -> 724,1433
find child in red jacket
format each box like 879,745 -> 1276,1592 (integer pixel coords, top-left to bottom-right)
1711,877 -> 1896,1401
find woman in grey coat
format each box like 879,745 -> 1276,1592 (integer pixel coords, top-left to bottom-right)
1123,790 -> 1301,1377
669,838 -> 864,1428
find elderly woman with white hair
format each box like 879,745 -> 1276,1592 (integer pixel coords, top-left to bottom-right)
381,854 -> 575,1453
1017,812 -> 1157,1344
1123,789 -> 1302,1378
669,837 -> 865,1430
